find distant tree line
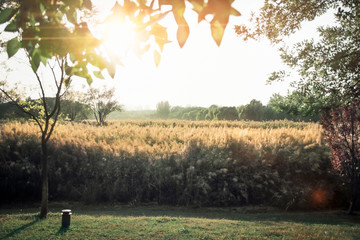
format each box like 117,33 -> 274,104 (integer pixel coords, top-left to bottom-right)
0,87 -> 122,126
156,97 -> 319,122
1,94 -> 318,123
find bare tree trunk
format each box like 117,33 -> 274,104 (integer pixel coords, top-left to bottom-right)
39,139 -> 49,218
348,179 -> 359,215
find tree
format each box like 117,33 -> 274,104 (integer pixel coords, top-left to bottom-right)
236,0 -> 360,213
239,99 -> 264,121
0,0 -> 111,218
216,106 -> 239,121
268,92 -> 320,121
156,101 -> 170,119
321,101 -> 360,214
1,0 -> 239,218
61,91 -> 91,121
86,87 -> 122,126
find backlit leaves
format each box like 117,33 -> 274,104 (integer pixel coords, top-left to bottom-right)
200,0 -> 240,46
154,50 -> 161,67
1,0 -> 240,81
151,23 -> 171,52
176,18 -> 190,48
82,0 -> 93,10
211,19 -> 225,46
94,71 -> 105,80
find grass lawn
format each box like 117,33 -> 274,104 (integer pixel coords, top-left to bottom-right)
0,204 -> 359,239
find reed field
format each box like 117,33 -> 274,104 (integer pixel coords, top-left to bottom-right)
0,120 -> 343,209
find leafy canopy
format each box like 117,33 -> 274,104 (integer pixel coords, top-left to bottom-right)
1,0 -> 240,82
236,0 -> 360,110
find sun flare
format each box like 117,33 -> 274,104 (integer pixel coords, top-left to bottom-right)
101,18 -> 137,61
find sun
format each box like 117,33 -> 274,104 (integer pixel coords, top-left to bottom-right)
101,17 -> 137,62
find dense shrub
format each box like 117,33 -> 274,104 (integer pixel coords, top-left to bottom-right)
0,120 -> 345,209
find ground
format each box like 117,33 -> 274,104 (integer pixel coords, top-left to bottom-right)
1,202 -> 359,239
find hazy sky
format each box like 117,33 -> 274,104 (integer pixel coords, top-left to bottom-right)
1,1 -> 335,110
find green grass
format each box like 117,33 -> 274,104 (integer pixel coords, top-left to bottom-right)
1,205 -> 359,239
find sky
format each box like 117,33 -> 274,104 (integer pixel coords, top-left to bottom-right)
0,0 -> 335,110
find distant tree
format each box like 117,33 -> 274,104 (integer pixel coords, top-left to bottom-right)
206,105 -> 220,120
268,93 -> 320,121
61,91 -> 91,121
239,99 -> 264,121
216,107 -> 239,121
86,87 -> 123,126
196,109 -> 208,121
156,101 -> 170,119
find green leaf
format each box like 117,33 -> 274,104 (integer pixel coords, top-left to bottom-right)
154,50 -> 161,67
30,50 -> 41,72
40,55 -> 48,66
0,8 -> 16,24
7,38 -> 21,58
66,11 -> 77,24
86,75 -> 93,85
69,53 -> 76,63
4,19 -> 17,32
65,66 -> 73,75
94,70 -> 105,79
64,77 -> 71,87
39,3 -> 45,15
211,19 -> 225,46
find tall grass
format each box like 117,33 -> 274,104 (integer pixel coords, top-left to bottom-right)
0,120 -> 342,209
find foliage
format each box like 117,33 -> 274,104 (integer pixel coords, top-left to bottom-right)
236,0 -> 360,213
61,91 -> 91,122
0,120 -> 343,210
236,0 -> 360,107
321,100 -> 360,214
85,87 -> 123,126
268,92 -> 320,121
156,101 -> 170,119
166,100 -> 314,122
239,99 -> 264,121
100,0 -> 240,65
234,0 -> 337,43
0,0 -> 105,218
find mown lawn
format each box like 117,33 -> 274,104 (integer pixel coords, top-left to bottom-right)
0,205 -> 359,239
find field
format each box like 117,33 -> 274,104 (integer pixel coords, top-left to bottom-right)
1,120 -> 358,239
0,120 -> 343,209
1,204 -> 360,240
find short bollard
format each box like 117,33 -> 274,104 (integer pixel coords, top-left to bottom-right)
61,209 -> 72,228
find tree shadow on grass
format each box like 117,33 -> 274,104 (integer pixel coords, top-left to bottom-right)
0,218 -> 40,240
